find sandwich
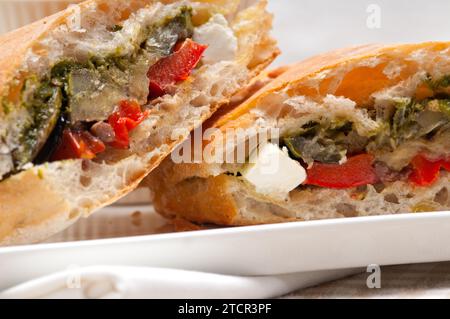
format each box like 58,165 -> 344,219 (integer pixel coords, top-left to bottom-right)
147,43 -> 450,226
0,0 -> 277,245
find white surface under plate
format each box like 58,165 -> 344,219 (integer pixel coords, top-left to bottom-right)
1,206 -> 450,291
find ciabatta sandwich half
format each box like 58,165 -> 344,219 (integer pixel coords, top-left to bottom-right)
0,0 -> 277,245
147,43 -> 450,226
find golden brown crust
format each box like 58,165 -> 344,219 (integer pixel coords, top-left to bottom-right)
148,152 -> 236,224
0,169 -> 70,242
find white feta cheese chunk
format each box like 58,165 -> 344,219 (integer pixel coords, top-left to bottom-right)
241,143 -> 307,197
193,14 -> 238,64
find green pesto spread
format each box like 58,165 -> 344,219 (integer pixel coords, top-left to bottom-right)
284,96 -> 450,166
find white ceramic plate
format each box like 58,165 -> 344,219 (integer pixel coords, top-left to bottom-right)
1,208 -> 450,291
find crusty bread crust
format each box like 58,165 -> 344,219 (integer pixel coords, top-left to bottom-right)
147,42 -> 450,226
150,164 -> 450,226
0,0 -> 277,245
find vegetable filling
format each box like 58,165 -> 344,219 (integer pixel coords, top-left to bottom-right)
5,6 -> 213,177
240,79 -> 450,195
280,95 -> 450,189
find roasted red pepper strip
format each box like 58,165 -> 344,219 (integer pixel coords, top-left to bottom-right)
305,154 -> 379,189
108,100 -> 149,149
117,99 -> 148,124
409,155 -> 450,186
108,115 -> 130,149
439,159 -> 450,172
147,39 -> 208,98
51,129 -> 105,161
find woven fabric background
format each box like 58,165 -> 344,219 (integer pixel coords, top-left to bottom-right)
286,263 -> 450,298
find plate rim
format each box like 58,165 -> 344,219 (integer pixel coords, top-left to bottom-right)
2,210 -> 450,254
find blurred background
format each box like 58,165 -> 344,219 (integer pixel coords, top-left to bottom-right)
2,0 -> 450,65
268,0 -> 450,66
0,0 -> 82,33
